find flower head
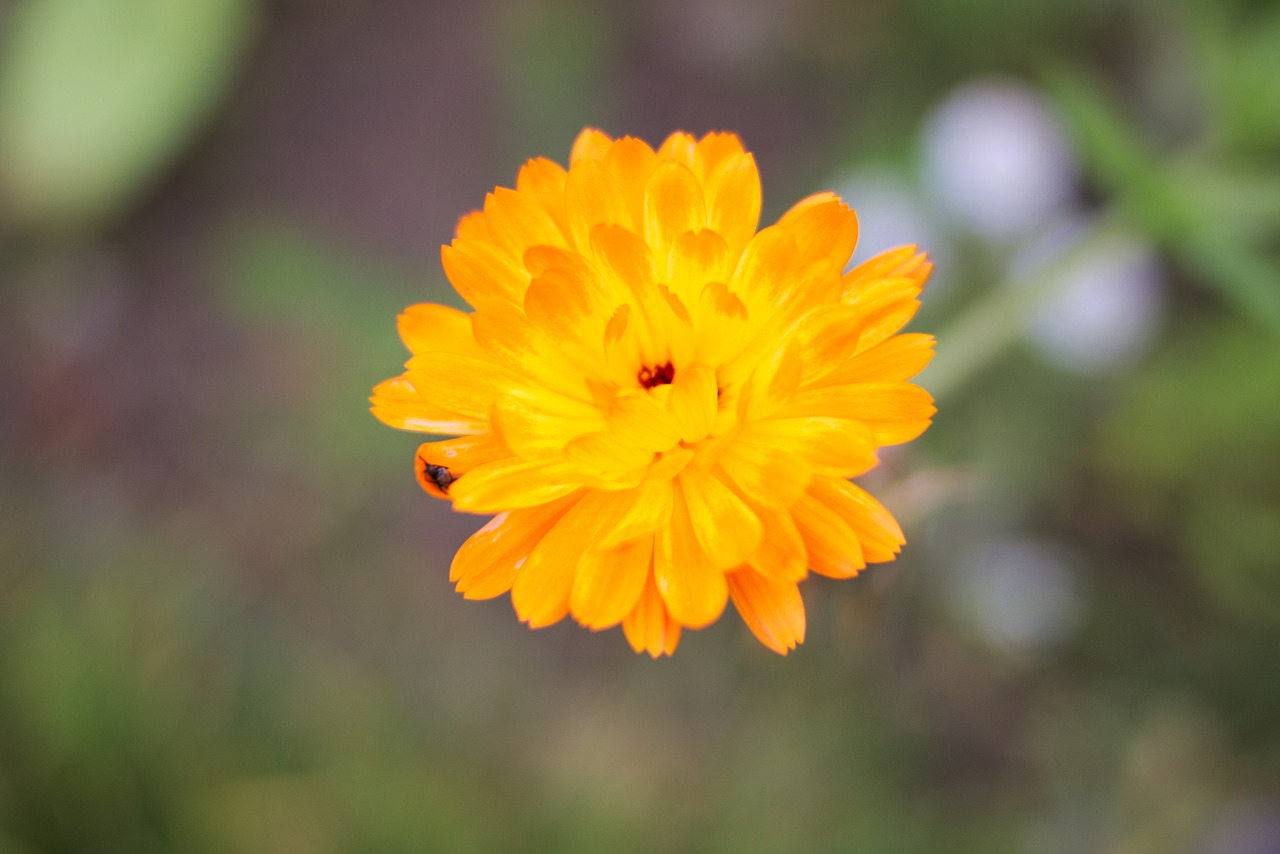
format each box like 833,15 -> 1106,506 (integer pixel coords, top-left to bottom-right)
373,129 -> 935,656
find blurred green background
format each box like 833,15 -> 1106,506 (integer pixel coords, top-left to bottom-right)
2,0 -> 1279,851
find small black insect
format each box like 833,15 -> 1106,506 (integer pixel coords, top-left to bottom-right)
419,461 -> 456,493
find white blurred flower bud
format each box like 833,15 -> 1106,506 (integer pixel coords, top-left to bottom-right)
1020,220 -> 1165,374
922,80 -> 1077,240
951,538 -> 1083,656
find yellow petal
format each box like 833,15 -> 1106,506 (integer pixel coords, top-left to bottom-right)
728,568 -> 806,655
570,537 -> 652,629
511,489 -> 636,627
741,416 -> 878,476
564,431 -> 654,486
471,301 -> 593,397
716,442 -> 811,509
665,229 -> 730,302
666,362 -> 718,443
653,488 -> 729,627
622,570 -> 682,657
448,457 -> 583,513
608,389 -> 682,453
370,375 -> 485,435
491,392 -> 607,458
730,226 -> 797,307
820,333 -> 935,386
403,352 -> 514,422
785,381 -> 935,446
680,467 -> 762,569
397,303 -> 478,357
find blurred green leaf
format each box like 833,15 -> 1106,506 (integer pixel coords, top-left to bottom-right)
1046,67 -> 1280,334
1099,319 -> 1280,625
0,0 -> 258,229
1193,3 -> 1280,158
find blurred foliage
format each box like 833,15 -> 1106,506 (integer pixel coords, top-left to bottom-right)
2,0 -> 1280,851
0,0 -> 258,230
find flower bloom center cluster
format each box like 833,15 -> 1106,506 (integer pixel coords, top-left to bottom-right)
372,128 -> 935,656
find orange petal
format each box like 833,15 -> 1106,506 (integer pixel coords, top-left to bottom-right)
455,210 -> 490,242
696,131 -> 747,176
603,136 -> 659,233
704,152 -> 761,254
728,568 -> 806,655
415,434 -> 507,499
843,278 -> 924,353
749,504 -> 808,583
482,187 -> 566,262
776,197 -> 859,274
653,488 -> 728,628
441,240 -> 527,308
570,127 -> 613,163
511,489 -> 637,627
622,570 -> 682,657
570,537 -> 653,630
791,490 -> 865,578
565,157 -> 632,252
808,477 -> 905,563
644,160 -> 707,265
844,246 -> 931,291
515,157 -> 570,239
450,496 -> 577,599
656,131 -> 699,172
397,303 -> 478,357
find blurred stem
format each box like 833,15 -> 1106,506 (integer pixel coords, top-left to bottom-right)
924,211 -> 1124,401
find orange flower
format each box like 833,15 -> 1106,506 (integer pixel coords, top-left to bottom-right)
373,129 -> 934,656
